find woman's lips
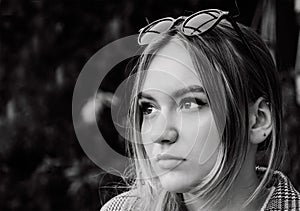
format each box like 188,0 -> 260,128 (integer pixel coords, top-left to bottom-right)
156,154 -> 186,161
155,154 -> 186,169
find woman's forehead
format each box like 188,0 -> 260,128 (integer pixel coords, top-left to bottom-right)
141,40 -> 203,94
152,38 -> 195,72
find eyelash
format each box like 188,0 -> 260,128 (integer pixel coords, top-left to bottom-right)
179,97 -> 207,110
139,101 -> 157,116
139,97 -> 207,116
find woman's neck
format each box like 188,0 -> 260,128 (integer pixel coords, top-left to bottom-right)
182,164 -> 269,211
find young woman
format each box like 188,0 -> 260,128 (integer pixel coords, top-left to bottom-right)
100,9 -> 300,211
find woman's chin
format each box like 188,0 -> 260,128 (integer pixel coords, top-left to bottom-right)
160,176 -> 194,193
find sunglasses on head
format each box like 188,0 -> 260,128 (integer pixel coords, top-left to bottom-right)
138,9 -> 258,63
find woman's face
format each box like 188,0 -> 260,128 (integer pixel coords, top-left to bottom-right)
138,40 -> 222,193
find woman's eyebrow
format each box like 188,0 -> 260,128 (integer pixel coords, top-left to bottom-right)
138,85 -> 205,100
172,85 -> 205,98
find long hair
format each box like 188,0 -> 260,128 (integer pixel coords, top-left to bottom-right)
124,20 -> 285,210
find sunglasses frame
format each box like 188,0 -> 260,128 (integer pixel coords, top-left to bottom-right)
138,9 -> 258,64
181,9 -> 229,36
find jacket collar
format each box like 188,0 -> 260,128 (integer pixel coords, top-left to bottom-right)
256,166 -> 300,210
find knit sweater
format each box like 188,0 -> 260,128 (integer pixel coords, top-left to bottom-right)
100,169 -> 300,210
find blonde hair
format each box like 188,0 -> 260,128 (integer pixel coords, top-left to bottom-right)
124,20 -> 285,210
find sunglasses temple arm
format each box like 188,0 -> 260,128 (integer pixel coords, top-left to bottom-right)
233,0 -> 241,18
228,17 -> 260,64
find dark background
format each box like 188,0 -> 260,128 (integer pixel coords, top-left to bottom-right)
0,0 -> 299,210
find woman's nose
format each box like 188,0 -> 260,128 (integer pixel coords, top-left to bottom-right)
153,127 -> 178,144
152,111 -> 179,144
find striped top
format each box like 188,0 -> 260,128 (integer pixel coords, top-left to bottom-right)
100,169 -> 300,210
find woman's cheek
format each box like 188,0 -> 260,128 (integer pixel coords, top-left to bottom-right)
181,111 -> 220,165
141,120 -> 155,157
141,118 -> 153,143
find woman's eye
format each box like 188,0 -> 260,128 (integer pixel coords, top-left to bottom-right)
139,102 -> 157,116
179,97 -> 206,110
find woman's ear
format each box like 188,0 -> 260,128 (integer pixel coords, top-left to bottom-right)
249,97 -> 272,144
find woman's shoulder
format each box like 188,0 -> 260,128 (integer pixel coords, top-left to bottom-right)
100,189 -> 140,211
260,168 -> 300,210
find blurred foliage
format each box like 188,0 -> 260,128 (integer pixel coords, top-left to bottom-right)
0,0 -> 299,210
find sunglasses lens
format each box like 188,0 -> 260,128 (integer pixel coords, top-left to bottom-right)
182,11 -> 222,35
139,19 -> 173,45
